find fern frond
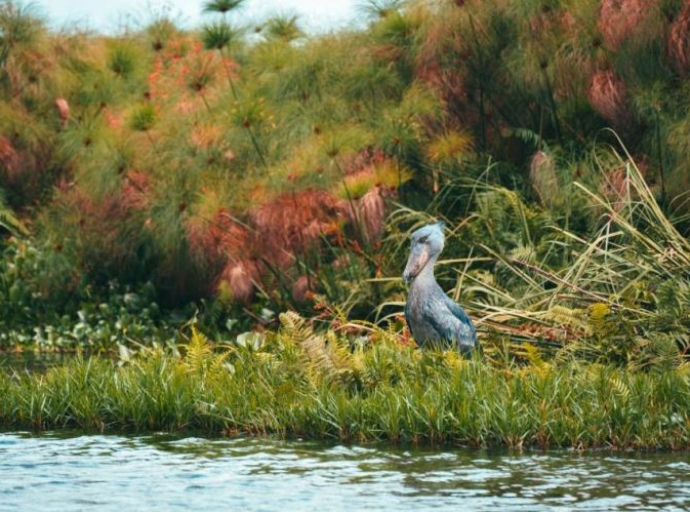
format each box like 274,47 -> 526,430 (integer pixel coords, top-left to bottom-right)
538,306 -> 588,334
183,327 -> 214,375
510,127 -> 549,151
589,303 -> 610,339
282,311 -> 361,389
610,377 -> 630,400
209,351 -> 230,373
509,244 -> 536,265
517,342 -> 548,371
279,310 -> 313,349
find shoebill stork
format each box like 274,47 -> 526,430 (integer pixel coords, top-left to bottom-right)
403,221 -> 478,354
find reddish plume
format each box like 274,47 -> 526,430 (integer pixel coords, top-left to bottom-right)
669,2 -> 690,75
343,146 -> 387,175
602,166 -> 631,212
65,189 -> 125,223
148,36 -> 233,107
291,274 -> 312,303
0,136 -> 21,182
415,19 -> 466,110
250,189 -> 345,267
103,108 -> 122,128
120,171 -> 151,211
184,207 -> 257,301
56,186 -> 134,271
587,70 -> 630,129
529,13 -> 553,34
54,98 -> 70,126
190,124 -> 222,150
530,151 -> 558,206
598,0 -> 653,50
601,158 -> 647,212
175,100 -> 196,114
218,259 -> 258,303
186,209 -> 249,265
358,186 -> 386,244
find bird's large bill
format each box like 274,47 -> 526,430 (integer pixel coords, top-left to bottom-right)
403,244 -> 430,283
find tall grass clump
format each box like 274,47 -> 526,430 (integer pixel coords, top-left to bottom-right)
383,140 -> 690,369
1,316 -> 689,450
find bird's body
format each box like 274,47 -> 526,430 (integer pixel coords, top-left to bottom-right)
403,222 -> 478,354
405,273 -> 477,353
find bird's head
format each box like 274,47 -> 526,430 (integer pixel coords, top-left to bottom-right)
402,221 -> 445,284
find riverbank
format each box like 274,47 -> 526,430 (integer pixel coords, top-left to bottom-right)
2,325 -> 688,450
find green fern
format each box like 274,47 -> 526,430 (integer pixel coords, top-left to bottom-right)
588,303 -> 611,339
610,377 -> 630,401
278,311 -> 313,348
540,306 -> 588,333
182,327 -> 229,376
280,311 -> 362,389
509,244 -> 536,265
516,342 -> 548,372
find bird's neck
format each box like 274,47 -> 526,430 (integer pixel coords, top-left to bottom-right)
411,258 -> 437,289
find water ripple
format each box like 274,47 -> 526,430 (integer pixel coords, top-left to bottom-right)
0,432 -> 689,511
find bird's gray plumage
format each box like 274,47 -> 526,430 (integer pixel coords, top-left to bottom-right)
403,221 -> 478,354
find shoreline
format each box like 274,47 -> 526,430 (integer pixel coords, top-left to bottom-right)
2,345 -> 688,451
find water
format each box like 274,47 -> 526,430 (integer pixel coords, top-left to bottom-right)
1,432 -> 689,511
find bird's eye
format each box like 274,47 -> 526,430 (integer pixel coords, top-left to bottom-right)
418,236 -> 428,244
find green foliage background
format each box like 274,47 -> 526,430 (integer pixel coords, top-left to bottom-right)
1,0 -> 690,370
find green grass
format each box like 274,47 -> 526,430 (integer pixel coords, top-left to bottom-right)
1,2 -> 690,448
1,320 -> 689,450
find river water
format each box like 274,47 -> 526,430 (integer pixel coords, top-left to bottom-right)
1,432 -> 689,511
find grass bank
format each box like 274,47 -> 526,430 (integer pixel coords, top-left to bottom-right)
1,317 -> 689,450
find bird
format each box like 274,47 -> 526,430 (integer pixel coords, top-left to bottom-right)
403,221 -> 478,354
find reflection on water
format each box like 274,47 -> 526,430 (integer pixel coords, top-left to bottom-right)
1,432 -> 689,511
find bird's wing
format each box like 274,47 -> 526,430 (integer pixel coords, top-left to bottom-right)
423,294 -> 477,349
